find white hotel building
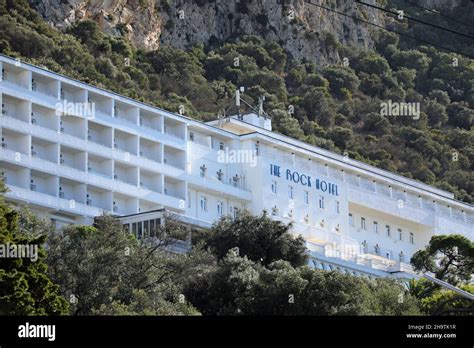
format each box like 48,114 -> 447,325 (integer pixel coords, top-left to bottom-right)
1,55 -> 473,280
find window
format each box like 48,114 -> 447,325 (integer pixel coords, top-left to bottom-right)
319,196 -> 325,209
349,213 -> 354,226
410,232 -> 414,244
335,200 -> 340,214
217,201 -> 224,216
200,196 -> 207,211
271,206 -> 278,216
188,192 -> 191,208
150,219 -> 156,237
304,191 -> 309,204
373,221 -> 378,233
137,222 -> 143,239
219,142 -> 224,150
271,180 -> 277,194
132,222 -> 137,236
386,225 -> 391,237
143,220 -> 149,239
398,228 -> 403,241
189,132 -> 195,141
233,207 -> 238,219
288,185 -> 293,199
361,217 -> 366,230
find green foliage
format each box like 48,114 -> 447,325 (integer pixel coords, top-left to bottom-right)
0,181 -> 69,315
411,234 -> 474,285
46,214 -> 199,315
409,278 -> 474,315
323,66 -> 360,98
183,251 -> 422,315
198,210 -> 308,268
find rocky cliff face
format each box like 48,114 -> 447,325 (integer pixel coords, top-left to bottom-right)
28,0 -> 394,65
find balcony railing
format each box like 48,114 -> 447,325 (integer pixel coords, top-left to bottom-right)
306,239 -> 414,274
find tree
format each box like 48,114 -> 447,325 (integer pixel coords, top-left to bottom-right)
46,214 -> 199,315
0,182 -> 68,315
271,109 -> 306,139
409,279 -> 474,316
411,234 -> 474,286
323,66 -> 360,98
363,112 -> 390,135
394,68 -> 416,89
198,210 -> 308,268
329,126 -> 354,150
183,251 -> 421,315
356,53 -> 391,76
392,50 -> 431,73
423,99 -> 448,127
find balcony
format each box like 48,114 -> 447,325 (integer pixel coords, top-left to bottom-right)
306,238 -> 415,275
114,161 -> 138,186
348,187 -> 435,226
88,91 -> 114,117
86,185 -> 112,211
139,138 -> 162,163
30,170 -> 57,196
163,145 -> 186,170
59,145 -> 86,171
5,183 -> 102,217
1,94 -> 30,123
58,178 -> 87,203
114,101 -> 139,125
32,72 -> 60,99
31,137 -> 58,163
1,128 -> 29,155
0,162 -> 29,189
60,82 -> 86,104
1,63 -> 31,90
163,176 -> 186,201
139,110 -> 162,132
112,192 -> 138,215
87,121 -> 113,147
60,115 -> 86,139
140,169 -> 162,192
186,172 -> 252,201
87,153 -> 113,179
164,118 -> 186,140
114,129 -> 138,155
31,104 -> 59,131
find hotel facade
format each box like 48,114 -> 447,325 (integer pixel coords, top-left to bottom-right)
1,55 -> 473,280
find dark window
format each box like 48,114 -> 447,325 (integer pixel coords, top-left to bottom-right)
150,219 -> 156,237
137,222 -> 142,239
143,220 -> 149,239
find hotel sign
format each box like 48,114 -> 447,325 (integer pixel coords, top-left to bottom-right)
270,164 -> 339,196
